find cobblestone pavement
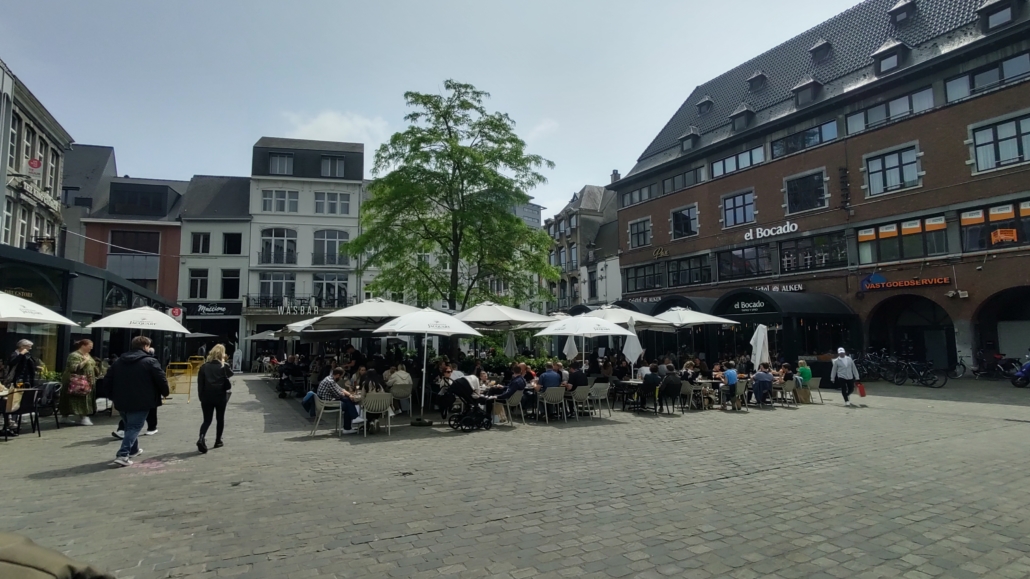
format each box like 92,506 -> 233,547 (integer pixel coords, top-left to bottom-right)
4,376 -> 1030,579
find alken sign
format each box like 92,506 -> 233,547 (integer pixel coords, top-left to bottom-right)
744,221 -> 799,241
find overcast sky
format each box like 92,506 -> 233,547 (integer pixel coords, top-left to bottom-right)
1,0 -> 861,218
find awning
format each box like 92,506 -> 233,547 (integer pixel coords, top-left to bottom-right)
651,295 -> 717,315
711,289 -> 855,318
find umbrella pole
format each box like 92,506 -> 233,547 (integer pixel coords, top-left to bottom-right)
420,332 -> 428,418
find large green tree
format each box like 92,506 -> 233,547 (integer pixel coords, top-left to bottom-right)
347,80 -> 559,311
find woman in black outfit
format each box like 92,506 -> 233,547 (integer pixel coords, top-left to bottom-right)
197,344 -> 233,453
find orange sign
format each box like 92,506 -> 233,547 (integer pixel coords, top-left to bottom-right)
991,229 -> 1018,244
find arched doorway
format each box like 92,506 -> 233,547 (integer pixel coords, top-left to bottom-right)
973,286 -> 1030,358
867,295 -> 954,369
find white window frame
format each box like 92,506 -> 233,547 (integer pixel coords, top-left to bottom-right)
17,206 -> 29,247
47,150 -> 58,191
191,232 -> 211,254
719,189 -> 757,229
3,199 -> 14,245
965,107 -> 1030,176
8,115 -> 19,170
189,269 -> 209,299
861,141 -> 924,198
781,167 -> 830,216
321,156 -> 345,178
627,217 -> 652,249
669,203 -> 700,240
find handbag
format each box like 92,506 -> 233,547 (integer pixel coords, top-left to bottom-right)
67,373 -> 93,396
856,382 -> 866,397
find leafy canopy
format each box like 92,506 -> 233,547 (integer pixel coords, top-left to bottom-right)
347,80 -> 559,310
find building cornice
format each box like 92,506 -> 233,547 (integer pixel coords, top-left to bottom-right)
80,218 -> 181,227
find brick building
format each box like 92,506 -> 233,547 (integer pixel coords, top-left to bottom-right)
611,0 -> 1030,369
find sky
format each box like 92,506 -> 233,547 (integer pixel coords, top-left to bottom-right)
0,0 -> 863,218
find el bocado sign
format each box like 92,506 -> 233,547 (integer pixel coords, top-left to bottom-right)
744,221 -> 799,241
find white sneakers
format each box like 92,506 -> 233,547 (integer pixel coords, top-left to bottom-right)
130,447 -> 143,457
844,400 -> 852,406
145,429 -> 158,436
351,417 -> 366,426
79,416 -> 93,426
339,429 -> 357,435
112,430 -> 124,439
112,457 -> 132,467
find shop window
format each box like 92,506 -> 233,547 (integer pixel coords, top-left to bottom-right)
222,233 -> 242,255
866,146 -> 919,195
784,171 -> 827,215
717,245 -> 772,280
779,232 -> 847,272
624,264 -> 662,292
671,205 -> 699,239
972,114 -> 1030,172
960,203 -> 1030,252
772,121 -> 837,158
191,232 -> 210,254
629,218 -> 651,248
667,255 -> 711,287
712,146 -> 764,178
189,269 -> 209,299
221,269 -> 240,299
858,216 -> 947,264
846,87 -> 933,134
722,191 -> 755,228
946,52 -> 1030,102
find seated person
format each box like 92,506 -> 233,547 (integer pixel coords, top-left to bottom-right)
315,367 -> 362,434
536,362 -> 561,391
566,361 -> 588,391
720,361 -> 740,410
596,362 -> 612,383
358,370 -> 390,430
774,363 -> 794,384
681,361 -> 699,383
659,364 -> 682,412
751,363 -> 775,405
613,360 -> 630,381
796,360 -> 812,386
641,363 -> 663,407
443,372 -> 490,416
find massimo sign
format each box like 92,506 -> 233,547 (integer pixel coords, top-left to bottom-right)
744,221 -> 798,241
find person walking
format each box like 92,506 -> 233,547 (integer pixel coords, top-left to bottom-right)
196,344 -> 234,453
59,339 -> 100,426
111,346 -> 161,439
107,336 -> 168,467
830,347 -> 860,406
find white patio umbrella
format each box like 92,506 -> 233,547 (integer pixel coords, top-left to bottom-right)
454,301 -> 552,330
622,317 -> 644,377
514,312 -> 569,331
655,307 -> 739,327
585,304 -> 674,329
86,306 -> 189,334
244,330 -> 281,341
536,315 -> 634,370
282,316 -> 322,335
373,308 -> 483,419
311,298 -> 421,330
0,290 -> 78,326
750,324 -> 771,366
503,331 -> 518,358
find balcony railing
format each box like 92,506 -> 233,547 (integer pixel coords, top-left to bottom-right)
257,250 -> 297,265
312,252 -> 350,266
563,260 -> 579,273
558,297 -> 570,308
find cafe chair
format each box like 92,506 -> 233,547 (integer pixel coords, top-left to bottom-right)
498,390 -> 525,426
808,377 -> 824,404
778,378 -> 799,408
586,377 -> 597,388
724,380 -> 750,412
362,392 -> 394,437
587,383 -> 612,418
389,381 -> 413,416
310,397 -> 341,436
569,386 -> 591,421
681,381 -> 703,413
538,387 -> 567,424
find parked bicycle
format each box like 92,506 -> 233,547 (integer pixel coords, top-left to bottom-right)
893,358 -> 947,388
948,355 -> 967,379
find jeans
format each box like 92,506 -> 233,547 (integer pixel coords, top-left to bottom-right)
118,407 -> 157,432
340,398 -> 359,430
839,378 -> 855,402
117,410 -> 149,458
199,393 -> 231,442
300,391 -> 317,417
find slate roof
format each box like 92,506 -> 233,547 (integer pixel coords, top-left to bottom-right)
591,221 -> 620,260
181,175 -> 252,220
87,177 -> 190,222
62,144 -> 116,199
254,137 -> 363,153
636,0 -> 982,163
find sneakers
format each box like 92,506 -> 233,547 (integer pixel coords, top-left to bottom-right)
112,457 -> 132,467
79,416 -> 93,426
213,440 -> 223,449
351,417 -> 366,426
130,447 -> 143,458
844,400 -> 852,406
145,429 -> 158,436
112,430 -> 124,439
339,429 -> 358,435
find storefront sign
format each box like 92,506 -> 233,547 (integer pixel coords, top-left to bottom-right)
991,229 -> 1018,244
732,299 -> 776,313
626,296 -> 663,303
751,284 -> 804,292
3,286 -> 33,299
860,273 -> 951,291
652,247 -> 669,258
184,302 -> 243,317
278,305 -> 319,316
744,220 -> 798,241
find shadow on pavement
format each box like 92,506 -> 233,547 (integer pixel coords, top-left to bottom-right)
859,378 -> 1030,407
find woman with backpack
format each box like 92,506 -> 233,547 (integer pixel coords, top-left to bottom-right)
196,344 -> 234,453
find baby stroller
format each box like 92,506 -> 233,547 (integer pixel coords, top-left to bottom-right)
444,379 -> 493,432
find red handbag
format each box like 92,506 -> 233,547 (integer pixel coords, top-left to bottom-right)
856,382 -> 866,397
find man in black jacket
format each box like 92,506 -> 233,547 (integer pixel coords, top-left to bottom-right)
108,336 -> 169,467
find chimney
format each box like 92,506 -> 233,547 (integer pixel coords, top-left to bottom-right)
610,170 -> 620,184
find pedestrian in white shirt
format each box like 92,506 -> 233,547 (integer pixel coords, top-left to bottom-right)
829,347 -> 860,406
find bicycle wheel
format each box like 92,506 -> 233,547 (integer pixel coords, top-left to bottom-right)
923,370 -> 947,388
892,366 -> 909,385
879,363 -> 897,383
947,363 -> 965,379
864,362 -> 881,382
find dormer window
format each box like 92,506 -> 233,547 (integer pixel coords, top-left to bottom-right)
696,96 -> 714,116
871,39 -> 909,76
888,0 -> 916,26
729,104 -> 754,132
809,39 -> 832,64
791,77 -> 822,108
679,126 -> 700,152
747,71 -> 767,92
987,5 -> 1013,29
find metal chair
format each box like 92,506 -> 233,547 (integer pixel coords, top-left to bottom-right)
587,383 -> 612,418
569,386 -> 591,421
498,390 -> 525,426
537,387 -> 567,424
681,381 -> 705,412
310,397 -> 341,436
807,377 -> 824,404
779,377 -> 799,408
5,389 -> 41,439
361,392 -> 394,436
389,381 -> 413,416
